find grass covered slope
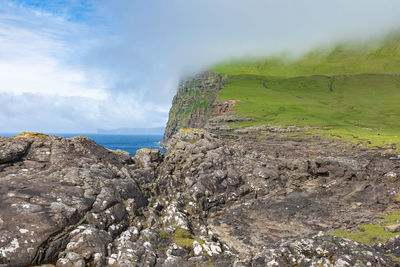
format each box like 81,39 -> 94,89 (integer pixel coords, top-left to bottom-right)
213,34 -> 400,77
212,35 -> 400,150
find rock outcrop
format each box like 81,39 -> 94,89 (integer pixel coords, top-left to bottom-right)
1,129 -> 400,266
0,133 -> 146,266
162,71 -> 224,145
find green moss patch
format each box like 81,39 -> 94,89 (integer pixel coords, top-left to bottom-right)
334,225 -> 397,246
159,230 -> 169,240
388,254 -> 400,262
15,132 -> 48,138
173,228 -> 205,249
333,206 -> 400,246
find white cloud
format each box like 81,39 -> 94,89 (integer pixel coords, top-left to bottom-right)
85,0 -> 400,102
0,92 -> 168,133
0,61 -> 108,99
0,3 -> 107,99
1,0 -> 400,133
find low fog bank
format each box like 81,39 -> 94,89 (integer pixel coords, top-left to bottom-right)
85,0 -> 400,101
1,0 -> 400,132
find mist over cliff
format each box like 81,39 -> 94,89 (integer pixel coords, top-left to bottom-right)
87,0 -> 400,99
2,0 -> 400,132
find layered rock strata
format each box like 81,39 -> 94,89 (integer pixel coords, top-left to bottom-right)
162,71 -> 225,145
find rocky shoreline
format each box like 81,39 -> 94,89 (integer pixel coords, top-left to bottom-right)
0,130 -> 399,266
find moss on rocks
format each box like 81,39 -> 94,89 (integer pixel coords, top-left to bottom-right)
173,228 -> 205,249
333,207 -> 400,246
15,132 -> 48,138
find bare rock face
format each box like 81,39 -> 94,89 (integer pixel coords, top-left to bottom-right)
133,149 -> 163,169
0,136 -> 31,164
0,134 -> 146,266
374,236 -> 400,261
252,234 -> 393,266
385,224 -> 400,233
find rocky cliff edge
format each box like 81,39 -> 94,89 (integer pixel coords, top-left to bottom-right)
162,71 -> 224,145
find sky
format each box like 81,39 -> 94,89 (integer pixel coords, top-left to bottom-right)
1,0 -> 400,133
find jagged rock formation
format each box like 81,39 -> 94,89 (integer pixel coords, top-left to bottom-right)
0,133 -> 146,266
162,71 -> 225,145
1,130 -> 400,266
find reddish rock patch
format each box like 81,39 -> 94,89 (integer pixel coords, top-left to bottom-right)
211,100 -> 238,117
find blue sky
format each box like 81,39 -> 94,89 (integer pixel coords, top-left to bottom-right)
9,0 -> 94,21
1,0 -> 400,133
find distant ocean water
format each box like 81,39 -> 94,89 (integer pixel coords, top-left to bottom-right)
0,133 -> 165,156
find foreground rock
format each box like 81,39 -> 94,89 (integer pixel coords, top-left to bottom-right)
1,130 -> 400,266
0,133 -> 146,266
133,129 -> 400,266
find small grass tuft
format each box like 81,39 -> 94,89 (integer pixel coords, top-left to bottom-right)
180,128 -> 204,133
382,210 -> 400,224
388,254 -> 400,262
334,225 -> 398,246
173,228 -> 205,249
333,204 -> 400,246
174,228 -> 192,239
159,230 -> 170,240
15,132 -> 48,138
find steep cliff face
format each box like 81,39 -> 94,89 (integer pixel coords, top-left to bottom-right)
162,71 -> 224,145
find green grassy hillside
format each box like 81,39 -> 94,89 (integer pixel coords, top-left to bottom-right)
213,34 -> 400,77
212,34 -> 400,150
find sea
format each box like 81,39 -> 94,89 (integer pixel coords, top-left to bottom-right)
0,133 -> 165,156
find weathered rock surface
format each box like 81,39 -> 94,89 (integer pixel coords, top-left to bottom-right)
385,224 -> 400,233
1,129 -> 400,266
134,129 -> 400,266
0,134 -> 146,266
252,234 -> 393,266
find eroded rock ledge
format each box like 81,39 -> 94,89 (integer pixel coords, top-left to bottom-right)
0,131 -> 400,266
